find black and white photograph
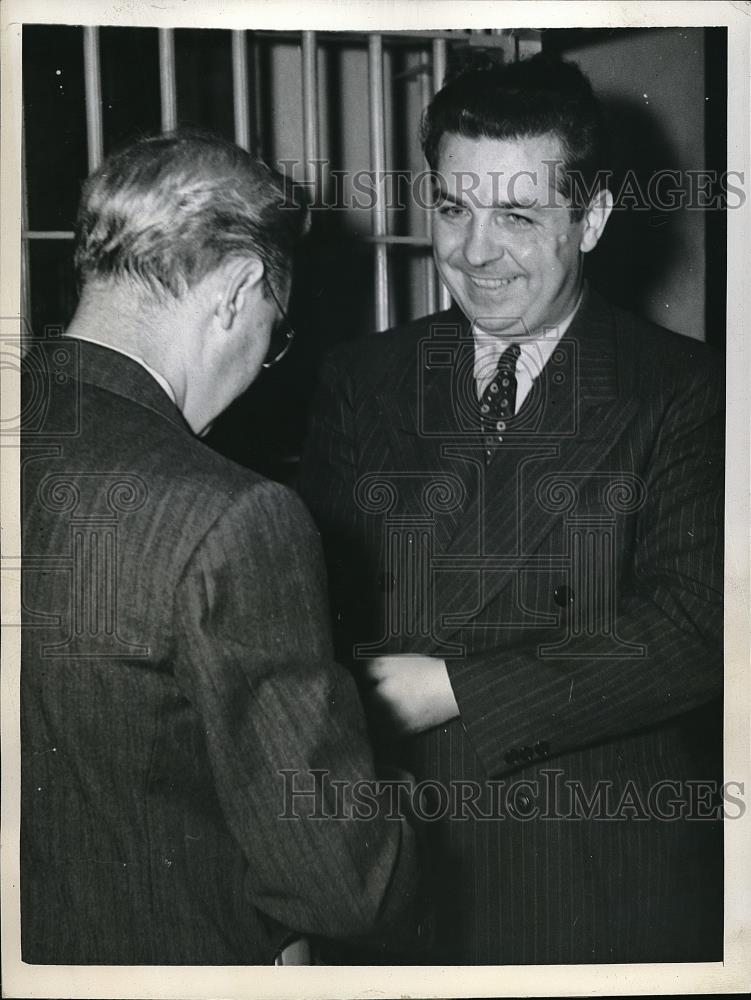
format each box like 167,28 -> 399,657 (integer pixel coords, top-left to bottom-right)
1,1 -> 749,998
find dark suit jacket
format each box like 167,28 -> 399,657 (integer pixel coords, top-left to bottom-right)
298,288 -> 724,964
21,339 -> 423,964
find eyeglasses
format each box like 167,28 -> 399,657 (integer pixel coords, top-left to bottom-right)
261,276 -> 296,369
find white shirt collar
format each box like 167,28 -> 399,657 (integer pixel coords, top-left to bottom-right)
472,292 -> 583,401
69,334 -> 177,405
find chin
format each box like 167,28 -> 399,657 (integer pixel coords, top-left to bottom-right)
475,319 -> 519,335
463,307 -> 528,336
464,298 -> 529,329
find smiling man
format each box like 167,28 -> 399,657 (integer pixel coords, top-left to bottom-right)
299,55 -> 724,965
431,130 -> 609,340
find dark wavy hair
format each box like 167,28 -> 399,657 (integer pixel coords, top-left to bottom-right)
420,54 -> 610,219
75,129 -> 309,299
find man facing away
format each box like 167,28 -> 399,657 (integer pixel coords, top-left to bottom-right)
299,56 -> 724,964
21,131 -> 426,964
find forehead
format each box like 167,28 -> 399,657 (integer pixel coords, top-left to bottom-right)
436,132 -> 565,203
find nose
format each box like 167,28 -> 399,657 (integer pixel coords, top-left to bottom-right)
463,215 -> 504,269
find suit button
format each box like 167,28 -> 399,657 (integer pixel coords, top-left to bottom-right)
520,745 -> 535,762
504,749 -> 519,765
553,585 -> 575,607
517,792 -> 532,810
534,740 -> 550,758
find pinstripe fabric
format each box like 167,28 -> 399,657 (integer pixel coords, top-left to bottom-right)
298,287 -> 724,964
21,340 -> 424,964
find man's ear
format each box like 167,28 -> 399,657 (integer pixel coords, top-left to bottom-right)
579,188 -> 613,254
215,256 -> 264,331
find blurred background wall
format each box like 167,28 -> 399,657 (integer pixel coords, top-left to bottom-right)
544,27 -> 727,350
22,25 -> 727,478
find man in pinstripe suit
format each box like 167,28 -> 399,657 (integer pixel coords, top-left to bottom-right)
21,131 -> 426,964
299,56 -> 724,963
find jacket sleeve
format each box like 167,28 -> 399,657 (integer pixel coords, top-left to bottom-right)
447,367 -> 724,777
297,357 -> 373,661
171,477 -> 424,945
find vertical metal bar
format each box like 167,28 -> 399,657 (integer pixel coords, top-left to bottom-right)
83,27 -> 103,172
368,34 -> 389,332
301,31 -> 319,194
432,38 -> 452,311
432,38 -> 447,93
231,31 -> 251,150
419,49 -> 437,315
20,119 -> 32,345
382,44 -> 397,328
252,34 -> 264,158
159,29 -> 177,132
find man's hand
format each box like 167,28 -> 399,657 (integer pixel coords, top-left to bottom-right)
361,655 -> 460,735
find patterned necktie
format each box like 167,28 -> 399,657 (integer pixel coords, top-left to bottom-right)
479,343 -> 521,461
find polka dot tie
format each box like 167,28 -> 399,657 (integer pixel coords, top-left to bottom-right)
479,343 -> 520,461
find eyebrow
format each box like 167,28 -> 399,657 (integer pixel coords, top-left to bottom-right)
435,189 -> 540,211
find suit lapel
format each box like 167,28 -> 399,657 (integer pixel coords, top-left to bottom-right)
384,290 -> 641,642
378,309 -> 480,553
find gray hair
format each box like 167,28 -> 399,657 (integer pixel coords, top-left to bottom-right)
74,130 -> 308,299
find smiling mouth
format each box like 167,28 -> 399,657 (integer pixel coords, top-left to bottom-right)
468,275 -> 522,289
